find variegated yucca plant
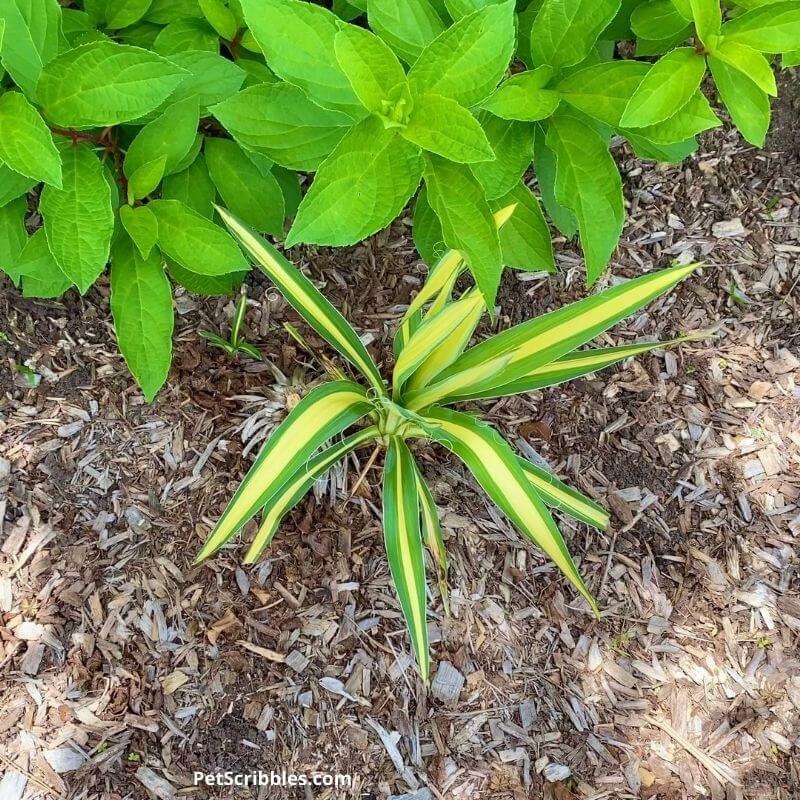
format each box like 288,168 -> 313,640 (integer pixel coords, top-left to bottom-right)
195,206 -> 698,682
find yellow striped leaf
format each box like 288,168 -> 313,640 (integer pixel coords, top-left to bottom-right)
421,407 -> 599,615
218,207 -> 386,395
435,262 -> 699,399
405,353 -> 511,410
443,337 -> 692,402
517,457 -> 609,530
394,204 -> 516,355
405,289 -> 486,394
412,458 -> 450,614
395,249 -> 464,356
383,437 -> 431,682
244,426 -> 379,563
194,381 -> 373,563
393,289 -> 483,394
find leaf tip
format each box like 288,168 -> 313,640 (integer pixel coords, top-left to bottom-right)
492,202 -> 517,229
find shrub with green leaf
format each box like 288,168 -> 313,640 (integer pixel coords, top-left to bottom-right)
195,205 -> 699,681
1,0 -> 796,401
0,0 -> 297,399
216,0 -> 800,304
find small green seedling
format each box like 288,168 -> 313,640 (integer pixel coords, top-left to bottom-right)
727,280 -> 751,307
200,289 -> 263,360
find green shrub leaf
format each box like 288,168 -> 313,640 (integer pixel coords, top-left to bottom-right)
0,91 -> 62,188
15,228 -> 73,298
199,0 -> 238,39
118,21 -> 161,50
334,24 -> 408,113
205,138 -> 285,235
239,0 -> 361,113
128,155 -> 168,202
688,0 -> 721,45
212,83 -> 353,171
708,55 -> 770,146
37,41 -> 187,127
558,60 -> 649,126
273,166 -> 302,218
150,199 -> 249,274
167,51 -> 246,109
670,0 -> 692,19
0,0 -> 61,98
403,94 -> 495,163
783,49 -> 800,67
620,46 -> 706,127
722,1 -> 800,53
444,0 -> 498,18
167,259 -> 245,296
714,40 -> 778,96
491,183 -> 555,273
153,19 -> 218,55
635,27 -> 693,56
124,96 -> 200,186
412,187 -> 446,265
531,0 -> 622,69
367,0 -> 446,64
106,0 -> 154,29
287,115 -> 423,246
626,132 -> 698,161
546,114 -> 623,285
423,153 -> 502,308
0,164 -> 36,209
39,143 -> 114,293
120,204 -> 159,258
145,0 -> 201,24
627,91 -> 721,143
470,112 -> 535,200
630,0 -> 692,41
0,196 -> 28,286
533,125 -> 577,238
110,235 -> 174,402
481,68 -> 561,121
161,154 -> 216,217
408,0 -> 516,108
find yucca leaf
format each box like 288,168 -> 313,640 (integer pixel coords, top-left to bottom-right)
243,426 -> 380,563
195,381 -> 373,562
383,437 -> 431,682
394,308 -> 424,362
431,262 -> 698,401
393,288 -> 484,395
394,204 -> 516,355
405,354 -> 512,411
395,249 -> 464,356
404,290 -> 486,394
217,207 -> 387,395
517,458 -> 609,530
421,407 -> 599,614
440,336 -> 693,402
412,458 -> 450,614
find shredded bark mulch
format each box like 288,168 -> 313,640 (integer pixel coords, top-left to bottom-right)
1,116 -> 798,799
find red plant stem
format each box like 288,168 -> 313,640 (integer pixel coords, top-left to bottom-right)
49,125 -> 129,196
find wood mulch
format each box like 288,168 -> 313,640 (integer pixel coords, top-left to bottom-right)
0,117 -> 798,797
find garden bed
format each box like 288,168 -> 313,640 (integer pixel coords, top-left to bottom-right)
0,119 -> 798,799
